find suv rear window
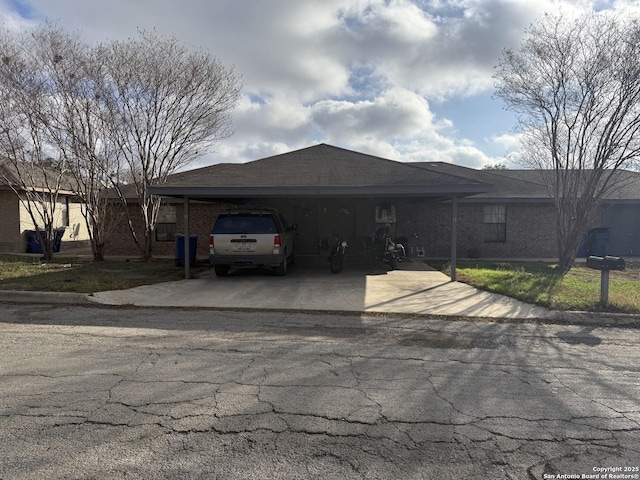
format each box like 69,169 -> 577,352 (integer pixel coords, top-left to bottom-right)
213,215 -> 278,234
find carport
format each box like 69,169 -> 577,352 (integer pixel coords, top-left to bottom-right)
149,144 -> 491,280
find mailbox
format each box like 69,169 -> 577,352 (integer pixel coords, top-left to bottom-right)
585,255 -> 625,305
586,255 -> 625,271
586,256 -> 605,270
604,256 -> 625,271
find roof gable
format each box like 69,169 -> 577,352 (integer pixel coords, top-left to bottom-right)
165,144 -> 486,188
152,144 -> 490,199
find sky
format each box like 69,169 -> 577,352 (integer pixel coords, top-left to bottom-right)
0,0 -> 637,169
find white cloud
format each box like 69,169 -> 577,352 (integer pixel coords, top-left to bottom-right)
312,88 -> 434,141
3,0 -> 637,169
491,132 -> 521,150
233,95 -> 311,140
0,2 -> 36,31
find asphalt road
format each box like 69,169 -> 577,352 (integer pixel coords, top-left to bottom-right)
0,305 -> 639,480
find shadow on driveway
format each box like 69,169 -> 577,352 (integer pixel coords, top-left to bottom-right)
90,258 -> 550,319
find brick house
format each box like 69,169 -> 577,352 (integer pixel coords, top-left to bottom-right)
0,162 -> 90,253
106,144 -> 640,263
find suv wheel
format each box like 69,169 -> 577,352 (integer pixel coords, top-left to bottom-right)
275,254 -> 287,276
214,265 -> 230,277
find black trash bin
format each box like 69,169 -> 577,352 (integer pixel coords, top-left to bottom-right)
25,230 -> 42,254
175,234 -> 198,267
587,227 -> 611,256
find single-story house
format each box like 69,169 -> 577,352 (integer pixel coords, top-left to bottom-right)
0,161 -> 90,253
104,144 -> 639,267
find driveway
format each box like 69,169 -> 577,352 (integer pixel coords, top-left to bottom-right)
91,259 -> 550,318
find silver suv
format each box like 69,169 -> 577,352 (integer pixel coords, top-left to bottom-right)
209,209 -> 296,276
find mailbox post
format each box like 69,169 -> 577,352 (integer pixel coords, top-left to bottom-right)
585,255 -> 625,305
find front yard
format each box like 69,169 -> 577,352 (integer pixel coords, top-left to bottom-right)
1,254 -> 639,313
442,260 -> 640,313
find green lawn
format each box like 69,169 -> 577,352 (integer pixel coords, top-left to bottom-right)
0,254 -> 208,293
442,260 -> 640,313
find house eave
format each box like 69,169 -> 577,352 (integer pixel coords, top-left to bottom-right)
149,184 -> 491,200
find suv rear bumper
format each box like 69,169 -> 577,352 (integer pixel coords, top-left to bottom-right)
210,253 -> 285,267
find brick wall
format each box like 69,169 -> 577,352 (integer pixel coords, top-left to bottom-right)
396,200 -> 559,259
104,197 -> 562,261
106,200 -> 237,259
0,190 -> 20,251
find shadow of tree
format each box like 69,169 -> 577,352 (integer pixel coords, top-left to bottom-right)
1,309 -> 637,478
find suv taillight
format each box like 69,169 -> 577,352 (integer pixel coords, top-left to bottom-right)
209,234 -> 214,248
274,235 -> 281,248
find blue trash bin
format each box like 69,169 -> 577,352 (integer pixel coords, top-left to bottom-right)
25,229 -> 65,254
25,230 -> 42,254
175,235 -> 198,267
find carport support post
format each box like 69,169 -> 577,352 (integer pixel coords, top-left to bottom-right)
183,196 -> 190,280
450,195 -> 457,282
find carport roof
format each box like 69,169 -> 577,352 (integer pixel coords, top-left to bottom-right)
150,143 -> 491,200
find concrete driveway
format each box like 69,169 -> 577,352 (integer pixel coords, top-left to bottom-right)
91,259 -> 550,319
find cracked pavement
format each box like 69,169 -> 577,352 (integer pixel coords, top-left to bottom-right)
0,305 -> 639,479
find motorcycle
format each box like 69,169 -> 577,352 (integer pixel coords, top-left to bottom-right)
372,225 -> 405,270
319,235 -> 348,273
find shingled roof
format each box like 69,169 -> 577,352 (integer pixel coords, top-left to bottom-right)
0,159 -> 78,195
411,162 -> 550,201
150,144 -> 491,200
149,143 -> 640,203
412,162 -> 640,202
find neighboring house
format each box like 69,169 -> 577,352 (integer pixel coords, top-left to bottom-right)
0,161 -> 90,253
104,144 -> 639,261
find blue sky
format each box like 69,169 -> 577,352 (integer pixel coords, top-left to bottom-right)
0,0 -> 636,168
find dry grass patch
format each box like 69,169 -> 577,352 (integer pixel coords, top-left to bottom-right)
0,254 -> 208,293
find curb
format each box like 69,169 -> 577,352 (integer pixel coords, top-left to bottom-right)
545,310 -> 640,328
0,290 -> 639,328
0,290 -> 93,305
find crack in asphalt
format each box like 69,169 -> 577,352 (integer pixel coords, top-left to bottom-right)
2,307 -> 639,479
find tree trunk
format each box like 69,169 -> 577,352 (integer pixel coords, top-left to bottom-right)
37,227 -> 54,261
92,242 -> 105,262
557,248 -> 576,274
90,223 -> 106,261
141,226 -> 154,263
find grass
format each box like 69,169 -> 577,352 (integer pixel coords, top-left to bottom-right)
439,260 -> 640,313
0,254 -> 209,293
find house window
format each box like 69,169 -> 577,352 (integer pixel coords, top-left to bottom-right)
61,197 -> 69,227
155,205 -> 177,242
375,204 -> 396,224
483,205 -> 506,243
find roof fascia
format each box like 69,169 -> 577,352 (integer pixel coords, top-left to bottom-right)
149,184 -> 491,198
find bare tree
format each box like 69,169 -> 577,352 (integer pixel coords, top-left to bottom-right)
495,12 -> 640,273
98,30 -> 242,262
482,163 -> 507,170
0,25 -> 124,261
0,29 -> 70,261
0,25 -> 241,262
30,25 -> 123,261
